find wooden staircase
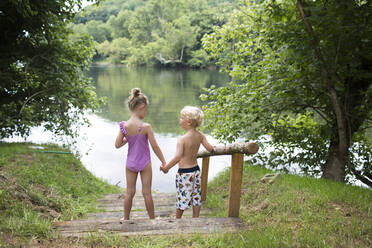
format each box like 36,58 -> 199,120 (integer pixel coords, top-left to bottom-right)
53,192 -> 244,237
53,142 -> 259,237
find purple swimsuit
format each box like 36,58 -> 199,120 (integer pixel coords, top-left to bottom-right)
120,121 -> 151,172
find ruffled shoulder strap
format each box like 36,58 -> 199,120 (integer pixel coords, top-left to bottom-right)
138,122 -> 143,133
119,121 -> 127,135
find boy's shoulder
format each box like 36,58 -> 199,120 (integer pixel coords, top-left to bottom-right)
181,130 -> 204,142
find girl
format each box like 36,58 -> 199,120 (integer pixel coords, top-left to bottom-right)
115,88 -> 166,220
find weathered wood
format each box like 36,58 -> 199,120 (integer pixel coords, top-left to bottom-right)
201,157 -> 210,202
98,193 -> 174,202
228,153 -> 244,217
96,192 -> 175,212
197,142 -> 259,158
97,198 -> 174,209
84,208 -> 218,220
54,217 -> 244,238
260,173 -> 281,184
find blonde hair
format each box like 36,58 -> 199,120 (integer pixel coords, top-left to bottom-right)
181,106 -> 204,128
127,88 -> 148,111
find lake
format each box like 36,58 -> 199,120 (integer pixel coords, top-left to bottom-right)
6,66 -> 234,193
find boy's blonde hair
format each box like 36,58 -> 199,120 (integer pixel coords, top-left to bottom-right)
181,106 -> 204,128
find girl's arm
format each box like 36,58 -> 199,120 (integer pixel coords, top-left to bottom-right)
146,124 -> 166,166
201,133 -> 214,152
162,138 -> 184,173
115,130 -> 127,148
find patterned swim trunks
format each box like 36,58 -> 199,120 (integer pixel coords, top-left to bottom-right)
175,165 -> 202,210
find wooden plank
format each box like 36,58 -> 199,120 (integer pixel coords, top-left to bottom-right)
228,153 -> 244,217
54,217 -> 244,238
96,193 -> 175,211
197,142 -> 259,158
201,156 -> 210,202
84,208 -> 217,220
97,198 -> 175,208
98,193 -> 175,202
101,205 -> 174,212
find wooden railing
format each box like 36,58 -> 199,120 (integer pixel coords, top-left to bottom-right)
197,142 -> 259,217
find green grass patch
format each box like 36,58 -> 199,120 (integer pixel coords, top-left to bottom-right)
79,163 -> 371,248
203,164 -> 372,248
1,142 -> 371,247
0,142 -> 121,242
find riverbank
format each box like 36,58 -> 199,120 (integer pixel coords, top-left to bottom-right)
0,142 -> 121,247
1,142 -> 371,247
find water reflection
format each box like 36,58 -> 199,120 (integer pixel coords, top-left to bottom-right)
86,66 -> 232,192
88,66 -> 229,134
4,66 -> 233,192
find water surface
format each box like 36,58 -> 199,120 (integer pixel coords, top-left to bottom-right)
6,66 -> 234,193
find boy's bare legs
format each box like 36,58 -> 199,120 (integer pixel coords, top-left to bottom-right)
176,208 -> 184,219
123,167 -> 138,220
140,162 -> 155,219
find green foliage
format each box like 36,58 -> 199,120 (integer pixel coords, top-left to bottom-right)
0,0 -> 104,139
202,0 -> 372,184
72,0 -> 237,67
75,0 -> 146,24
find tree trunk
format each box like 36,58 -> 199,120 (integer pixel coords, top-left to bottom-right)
322,139 -> 347,182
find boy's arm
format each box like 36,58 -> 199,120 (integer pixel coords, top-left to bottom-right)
115,130 -> 127,148
201,133 -> 214,153
146,124 -> 166,166
162,138 -> 184,173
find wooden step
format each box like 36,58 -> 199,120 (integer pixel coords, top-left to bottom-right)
53,217 -> 244,238
98,193 -> 175,202
96,193 -> 176,212
85,208 -> 218,220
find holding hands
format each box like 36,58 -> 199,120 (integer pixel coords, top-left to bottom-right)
160,164 -> 169,174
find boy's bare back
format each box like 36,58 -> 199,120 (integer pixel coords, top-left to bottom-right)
178,130 -> 210,169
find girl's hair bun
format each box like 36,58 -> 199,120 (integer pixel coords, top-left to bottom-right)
128,88 -> 148,111
131,88 -> 141,97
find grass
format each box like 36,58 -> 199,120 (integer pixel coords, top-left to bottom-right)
78,164 -> 371,247
1,141 -> 371,247
201,165 -> 372,247
0,142 -> 121,246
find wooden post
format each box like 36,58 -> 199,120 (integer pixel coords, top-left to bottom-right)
228,153 -> 244,217
201,156 -> 210,202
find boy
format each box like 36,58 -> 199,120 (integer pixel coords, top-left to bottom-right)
160,106 -> 214,218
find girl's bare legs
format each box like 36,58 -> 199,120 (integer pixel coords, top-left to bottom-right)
176,208 -> 184,219
140,162 -> 155,219
123,167 -> 138,220
192,205 -> 201,218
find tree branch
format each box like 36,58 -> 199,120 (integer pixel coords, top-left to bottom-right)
348,162 -> 372,188
156,53 -> 182,64
296,0 -> 348,153
19,89 -> 49,115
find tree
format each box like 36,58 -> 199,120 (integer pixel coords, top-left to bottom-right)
70,0 -> 235,67
85,20 -> 111,43
0,0 -> 103,139
202,0 -> 372,186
